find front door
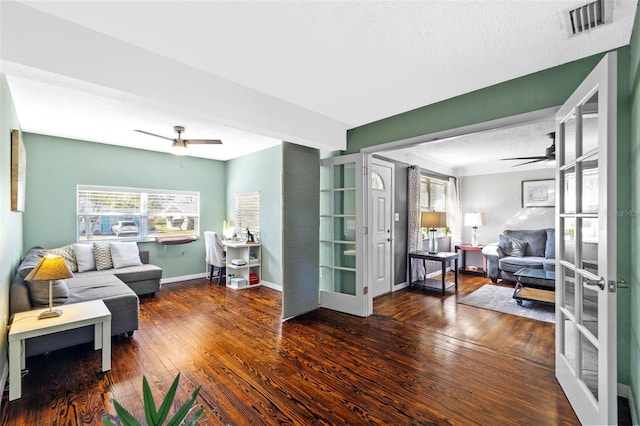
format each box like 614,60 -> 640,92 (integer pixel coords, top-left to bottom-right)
555,52 -> 617,425
370,160 -> 394,297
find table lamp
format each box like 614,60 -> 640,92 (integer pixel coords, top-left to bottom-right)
24,254 -> 73,319
421,211 -> 447,254
464,212 -> 485,247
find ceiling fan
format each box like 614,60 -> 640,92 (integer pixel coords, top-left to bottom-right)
501,132 -> 555,166
134,125 -> 222,155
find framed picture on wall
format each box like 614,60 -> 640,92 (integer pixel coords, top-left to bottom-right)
11,129 -> 26,212
522,179 -> 555,208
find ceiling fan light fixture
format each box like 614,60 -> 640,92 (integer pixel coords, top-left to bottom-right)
170,140 -> 187,156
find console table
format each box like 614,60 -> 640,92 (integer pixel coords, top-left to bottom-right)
8,300 -> 111,400
408,251 -> 458,296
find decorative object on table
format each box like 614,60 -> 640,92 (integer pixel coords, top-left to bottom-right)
10,129 -> 26,212
464,212 -> 485,247
24,254 -> 74,319
421,211 -> 447,254
458,284 -> 554,323
246,227 -> 255,243
521,179 -> 555,207
102,373 -> 204,426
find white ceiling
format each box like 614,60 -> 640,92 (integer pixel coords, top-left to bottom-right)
0,0 -> 636,163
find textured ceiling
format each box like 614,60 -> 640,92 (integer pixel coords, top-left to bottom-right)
1,0 -> 636,164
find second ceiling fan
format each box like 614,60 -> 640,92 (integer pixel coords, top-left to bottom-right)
135,125 -> 222,155
501,132 -> 555,166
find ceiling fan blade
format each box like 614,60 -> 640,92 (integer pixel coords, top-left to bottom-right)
512,158 -> 546,167
501,156 -> 546,161
134,130 -> 174,141
184,139 -> 222,145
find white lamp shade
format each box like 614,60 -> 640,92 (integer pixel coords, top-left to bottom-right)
464,212 -> 485,227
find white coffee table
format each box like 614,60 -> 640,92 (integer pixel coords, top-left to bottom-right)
8,300 -> 112,400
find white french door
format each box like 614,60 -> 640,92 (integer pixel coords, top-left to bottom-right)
319,153 -> 370,317
555,52 -> 617,425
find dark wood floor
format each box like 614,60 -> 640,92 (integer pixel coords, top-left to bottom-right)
1,273 -> 581,425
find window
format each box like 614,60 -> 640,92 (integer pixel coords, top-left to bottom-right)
419,176 -> 447,212
235,191 -> 260,238
77,185 -> 199,242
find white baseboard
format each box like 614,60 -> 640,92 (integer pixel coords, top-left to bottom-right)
160,274 -> 282,292
161,273 -> 206,285
618,383 -> 638,425
393,281 -> 408,291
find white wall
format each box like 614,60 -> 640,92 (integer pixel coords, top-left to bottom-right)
460,168 -> 555,247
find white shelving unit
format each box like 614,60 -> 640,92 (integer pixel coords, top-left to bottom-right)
224,242 -> 261,290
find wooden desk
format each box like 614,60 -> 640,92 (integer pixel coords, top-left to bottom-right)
8,300 -> 111,400
408,251 -> 458,296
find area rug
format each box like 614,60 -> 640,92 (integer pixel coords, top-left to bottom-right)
458,284 -> 555,323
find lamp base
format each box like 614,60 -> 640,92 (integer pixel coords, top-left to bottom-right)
428,228 -> 438,254
39,308 -> 63,320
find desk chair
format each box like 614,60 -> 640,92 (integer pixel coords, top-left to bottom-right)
204,231 -> 226,284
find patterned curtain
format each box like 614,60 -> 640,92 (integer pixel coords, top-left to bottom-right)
407,166 -> 425,282
447,177 -> 462,247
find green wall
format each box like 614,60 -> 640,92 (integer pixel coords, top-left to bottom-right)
0,75 -> 24,404
22,134 -> 227,280
629,0 -> 640,417
348,50 -> 634,387
226,144 -> 283,286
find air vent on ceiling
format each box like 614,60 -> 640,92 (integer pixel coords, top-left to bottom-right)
567,0 -> 608,35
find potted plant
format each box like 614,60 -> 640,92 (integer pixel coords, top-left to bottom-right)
103,373 -> 204,426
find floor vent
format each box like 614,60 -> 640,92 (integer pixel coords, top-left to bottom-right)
568,0 -> 607,35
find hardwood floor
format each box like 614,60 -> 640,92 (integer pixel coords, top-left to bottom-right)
1,273 -> 580,425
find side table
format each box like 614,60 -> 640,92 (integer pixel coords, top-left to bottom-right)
455,244 -> 487,276
408,251 -> 458,296
8,300 -> 112,400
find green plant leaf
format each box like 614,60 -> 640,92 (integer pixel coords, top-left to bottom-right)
166,386 -> 202,426
113,400 -> 143,426
182,406 -> 205,426
101,418 -> 117,426
142,376 -> 159,425
155,373 -> 181,424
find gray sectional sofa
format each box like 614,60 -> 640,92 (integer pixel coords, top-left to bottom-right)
9,244 -> 162,357
482,228 -> 555,288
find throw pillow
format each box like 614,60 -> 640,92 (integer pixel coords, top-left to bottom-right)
110,242 -> 142,268
26,279 -> 69,307
17,247 -> 47,278
498,234 -> 528,257
93,242 -> 113,270
49,244 -> 78,272
73,243 -> 96,272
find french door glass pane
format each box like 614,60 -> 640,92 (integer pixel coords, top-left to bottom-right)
563,167 -> 576,214
582,334 -> 599,401
563,267 -> 576,316
563,110 -> 577,163
335,269 -> 356,295
582,283 -> 599,338
581,154 -> 599,213
562,217 -> 576,264
581,218 -> 599,275
582,92 -> 599,155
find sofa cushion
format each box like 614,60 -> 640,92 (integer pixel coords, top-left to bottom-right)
26,279 -> 69,307
545,228 -> 556,259
73,243 -> 96,272
93,242 -> 113,270
499,256 -> 545,273
49,244 -> 78,272
498,235 -> 528,257
75,264 -> 162,284
504,229 -> 547,257
110,242 -> 142,268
